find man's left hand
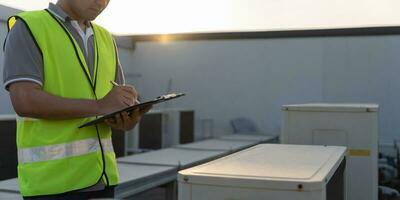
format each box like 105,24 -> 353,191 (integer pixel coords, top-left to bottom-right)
104,105 -> 152,131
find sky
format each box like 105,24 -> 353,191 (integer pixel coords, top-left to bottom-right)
0,0 -> 400,35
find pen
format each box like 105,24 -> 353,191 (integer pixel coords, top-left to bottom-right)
110,80 -> 120,87
110,81 -> 140,104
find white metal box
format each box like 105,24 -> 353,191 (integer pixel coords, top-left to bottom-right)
281,103 -> 378,200
178,144 -> 346,200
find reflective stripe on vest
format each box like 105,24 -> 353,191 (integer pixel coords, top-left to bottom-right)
18,138 -> 114,164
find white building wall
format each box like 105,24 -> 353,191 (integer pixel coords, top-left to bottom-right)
126,39 -> 324,138
322,36 -> 400,143
126,35 -> 400,142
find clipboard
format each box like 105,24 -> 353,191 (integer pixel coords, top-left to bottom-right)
78,92 -> 185,128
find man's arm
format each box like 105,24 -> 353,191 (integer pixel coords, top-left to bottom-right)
9,81 -> 137,120
4,20 -> 149,129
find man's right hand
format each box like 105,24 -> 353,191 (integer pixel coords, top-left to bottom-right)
97,85 -> 138,115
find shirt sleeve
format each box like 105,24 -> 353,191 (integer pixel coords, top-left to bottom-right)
3,20 -> 44,91
114,44 -> 125,85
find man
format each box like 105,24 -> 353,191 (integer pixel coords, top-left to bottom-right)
2,0 -> 151,199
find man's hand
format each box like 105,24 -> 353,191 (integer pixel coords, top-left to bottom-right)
104,105 -> 152,131
97,84 -> 138,115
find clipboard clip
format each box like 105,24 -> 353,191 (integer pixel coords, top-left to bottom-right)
156,93 -> 181,100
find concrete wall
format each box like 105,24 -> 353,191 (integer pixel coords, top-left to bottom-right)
126,39 -> 324,139
126,36 -> 400,143
322,36 -> 400,143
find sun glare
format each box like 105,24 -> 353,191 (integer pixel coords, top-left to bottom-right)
94,0 -> 233,36
95,0 -> 400,35
1,0 -> 400,36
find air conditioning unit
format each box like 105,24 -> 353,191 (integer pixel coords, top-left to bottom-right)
178,144 -> 346,200
0,115 -> 17,181
281,103 -> 378,200
126,108 -> 195,152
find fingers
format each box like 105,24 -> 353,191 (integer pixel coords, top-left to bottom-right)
130,109 -> 141,119
122,111 -> 136,130
105,111 -> 140,131
105,113 -> 127,130
115,85 -> 138,106
119,85 -> 138,99
105,118 -> 119,129
113,113 -> 123,128
122,95 -> 135,106
139,105 -> 152,115
128,107 -> 149,123
109,89 -> 137,107
100,84 -> 141,115
123,109 -> 142,130
103,104 -> 150,131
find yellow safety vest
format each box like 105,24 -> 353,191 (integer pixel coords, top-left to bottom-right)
8,9 -> 119,197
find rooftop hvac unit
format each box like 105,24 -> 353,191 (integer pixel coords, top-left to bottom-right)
281,103 -> 378,200
178,144 -> 346,200
126,108 -> 194,152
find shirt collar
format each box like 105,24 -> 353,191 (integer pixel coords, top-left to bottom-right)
48,3 -> 91,27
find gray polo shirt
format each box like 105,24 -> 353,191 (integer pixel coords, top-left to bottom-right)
3,3 -> 125,90
2,3 -> 123,192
